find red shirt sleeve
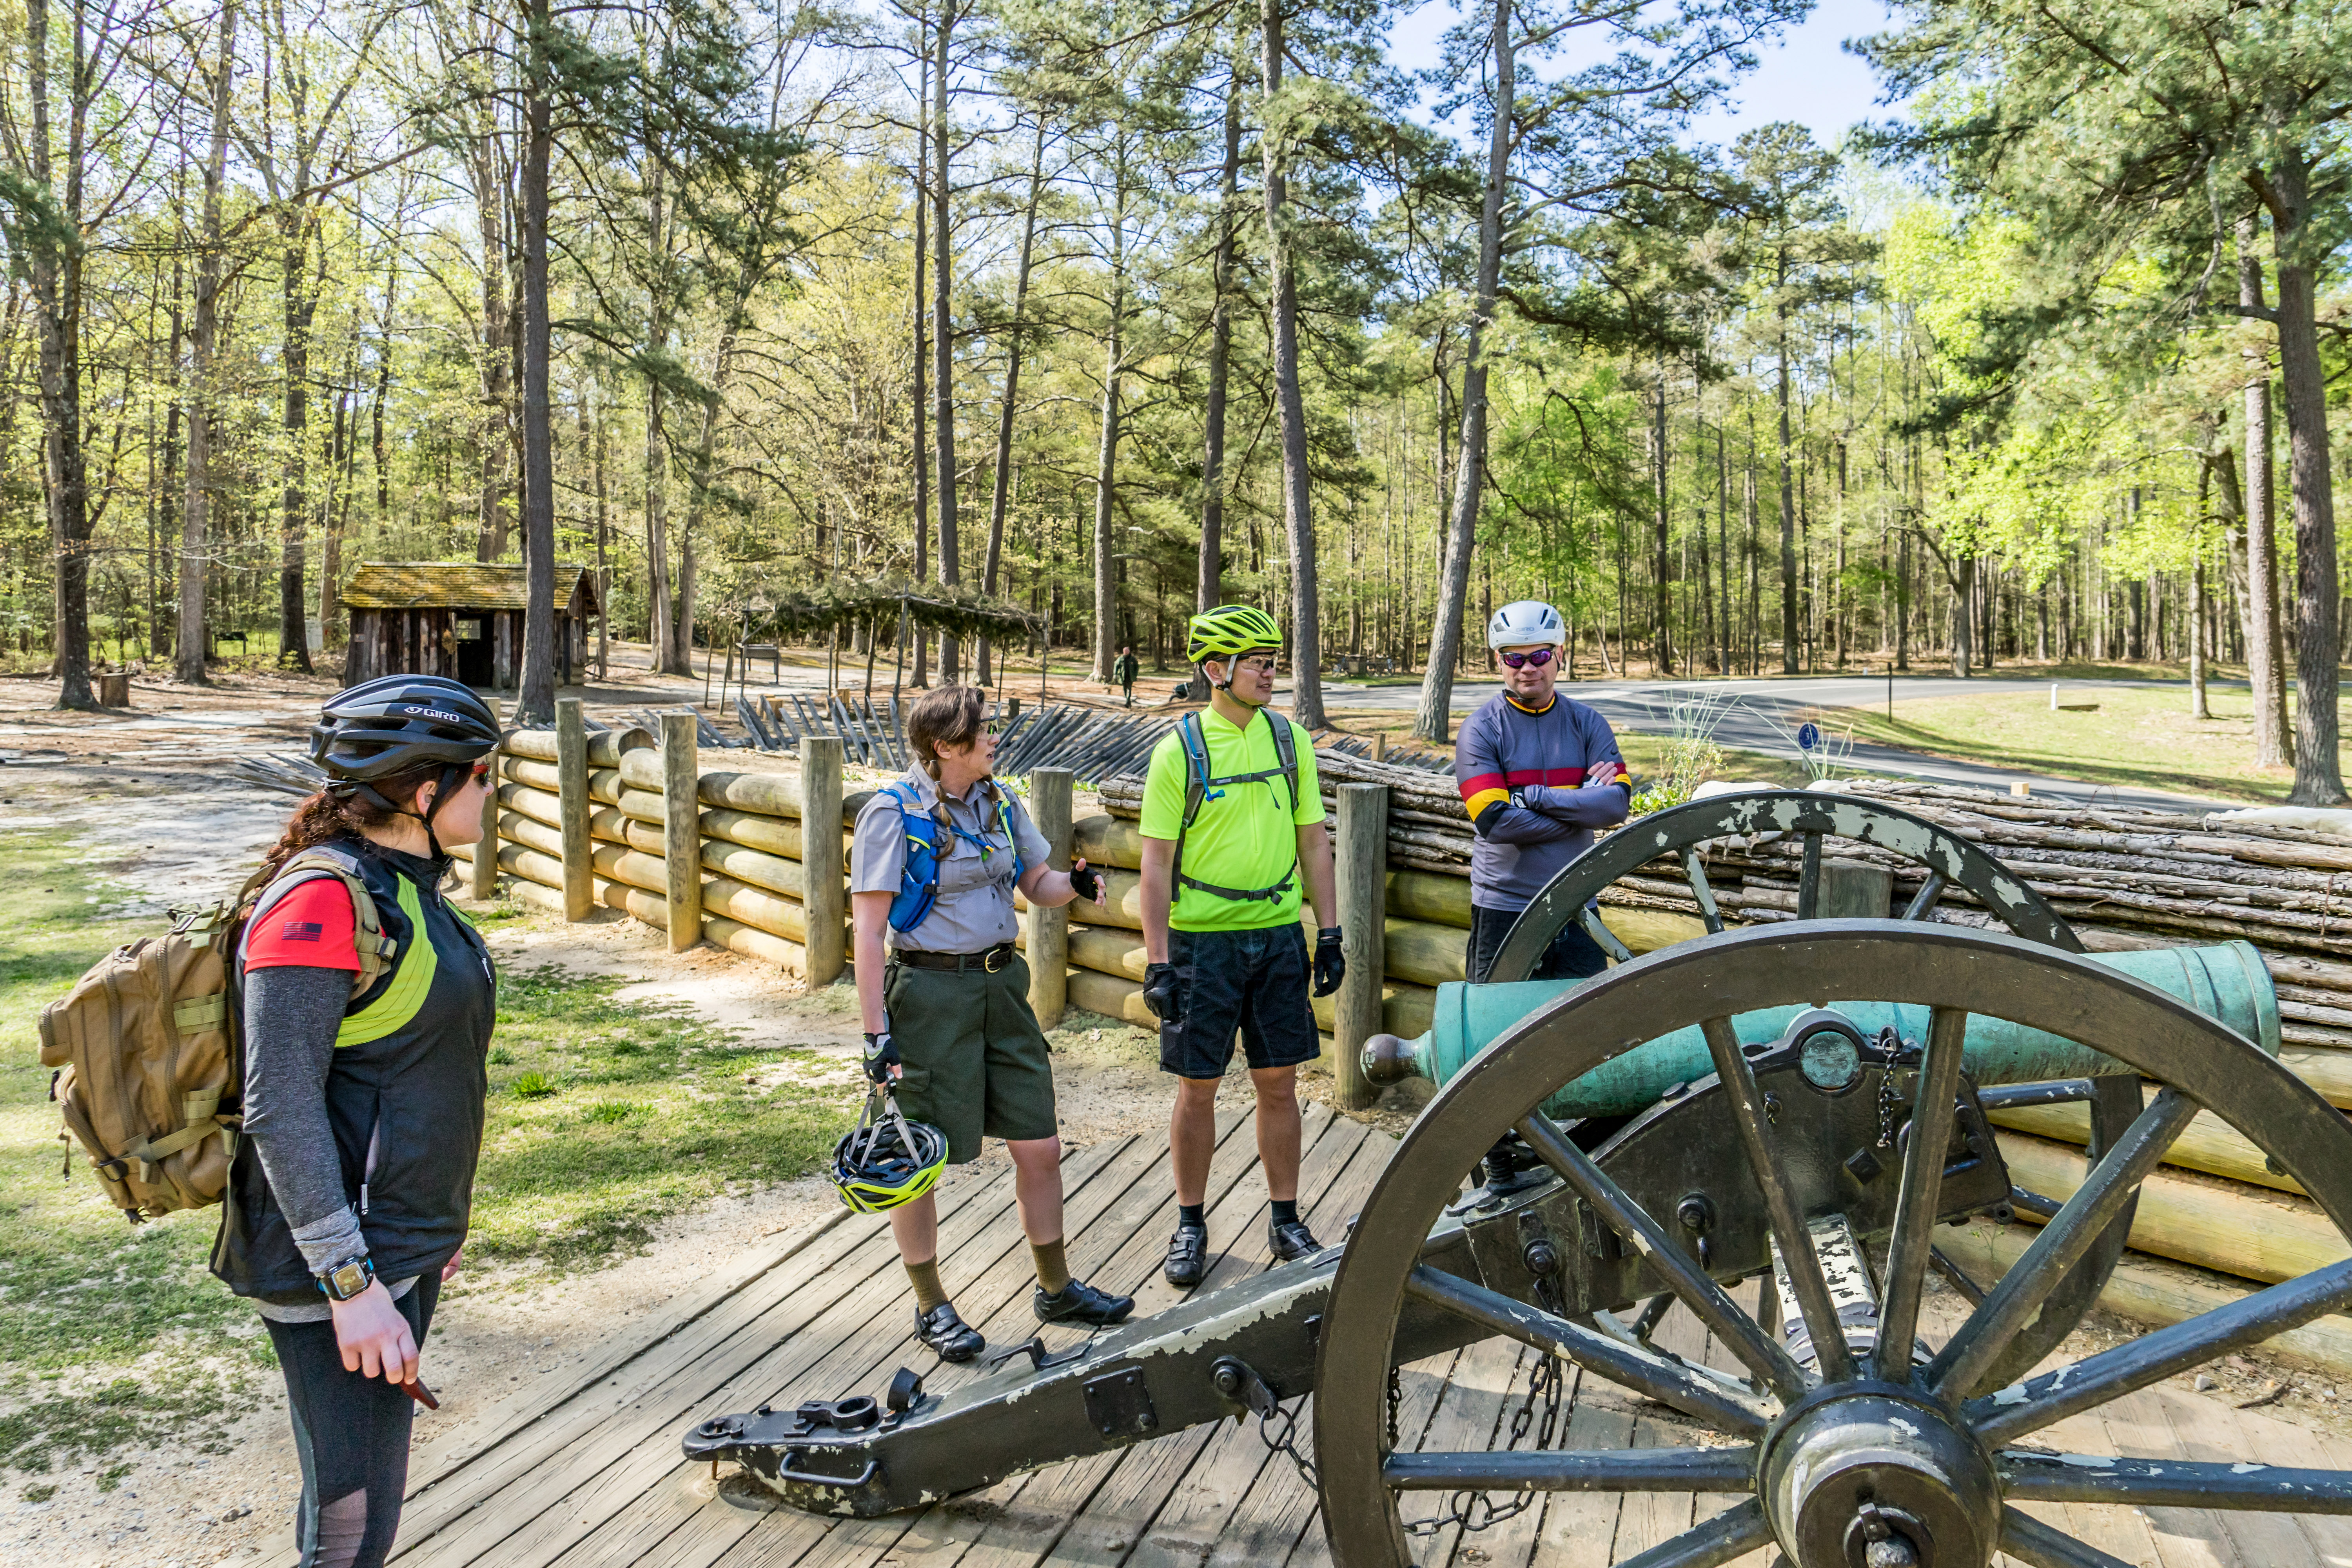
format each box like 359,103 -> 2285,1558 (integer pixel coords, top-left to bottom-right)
243,877 -> 363,972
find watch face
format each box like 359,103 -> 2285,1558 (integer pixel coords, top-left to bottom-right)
330,1262 -> 369,1298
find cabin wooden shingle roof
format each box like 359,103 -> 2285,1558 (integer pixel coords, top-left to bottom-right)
342,561 -> 600,615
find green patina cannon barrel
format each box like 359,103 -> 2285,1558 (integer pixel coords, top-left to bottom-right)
1360,939 -> 2278,1120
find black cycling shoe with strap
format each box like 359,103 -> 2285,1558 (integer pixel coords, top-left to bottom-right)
915,1301 -> 985,1363
1033,1277 -> 1136,1327
1163,1222 -> 1209,1288
1267,1216 -> 1322,1262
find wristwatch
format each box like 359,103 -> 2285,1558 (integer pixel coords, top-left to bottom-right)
318,1254 -> 376,1301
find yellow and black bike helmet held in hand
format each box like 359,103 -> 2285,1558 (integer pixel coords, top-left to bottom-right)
1185,603 -> 1283,665
830,1090 -> 949,1214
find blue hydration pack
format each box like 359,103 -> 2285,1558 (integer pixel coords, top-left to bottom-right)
884,782 -> 1027,934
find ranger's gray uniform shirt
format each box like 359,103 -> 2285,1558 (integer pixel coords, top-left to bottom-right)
852,769 -> 1053,953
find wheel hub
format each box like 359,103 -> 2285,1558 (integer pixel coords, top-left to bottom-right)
1760,1385 -> 1999,1568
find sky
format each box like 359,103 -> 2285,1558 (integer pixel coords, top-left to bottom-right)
1385,0 -> 1906,152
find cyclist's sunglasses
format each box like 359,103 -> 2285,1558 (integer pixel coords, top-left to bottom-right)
469,758 -> 493,782
1499,648 -> 1557,670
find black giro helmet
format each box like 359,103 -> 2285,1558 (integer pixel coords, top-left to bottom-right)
310,675 -> 504,784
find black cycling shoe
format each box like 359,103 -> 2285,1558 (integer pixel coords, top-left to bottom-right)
1034,1277 -> 1136,1327
915,1301 -> 985,1364
1267,1217 -> 1322,1262
1163,1222 -> 1209,1288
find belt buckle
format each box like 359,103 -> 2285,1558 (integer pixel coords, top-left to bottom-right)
984,946 -> 1009,974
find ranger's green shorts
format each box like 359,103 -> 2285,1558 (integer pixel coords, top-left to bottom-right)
883,955 -> 1058,1164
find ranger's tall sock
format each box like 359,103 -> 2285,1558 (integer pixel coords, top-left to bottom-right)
1269,1198 -> 1300,1226
1031,1238 -> 1072,1295
904,1258 -> 949,1314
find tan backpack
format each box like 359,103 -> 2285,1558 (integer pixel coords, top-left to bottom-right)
37,853 -> 395,1221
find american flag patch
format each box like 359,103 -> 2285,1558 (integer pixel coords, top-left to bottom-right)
280,920 -> 324,942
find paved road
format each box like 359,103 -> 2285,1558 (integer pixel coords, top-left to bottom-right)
1312,671 -> 2239,815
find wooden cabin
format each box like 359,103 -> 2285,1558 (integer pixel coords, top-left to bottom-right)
341,562 -> 600,688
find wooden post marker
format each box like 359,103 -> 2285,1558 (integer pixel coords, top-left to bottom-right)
1028,767 -> 1074,1029
802,735 -> 846,983
555,698 -> 592,921
1335,782 -> 1388,1111
661,711 -> 702,952
1817,859 -> 1893,920
471,751 -> 501,901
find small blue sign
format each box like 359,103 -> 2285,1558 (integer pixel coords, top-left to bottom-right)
1797,722 -> 1822,751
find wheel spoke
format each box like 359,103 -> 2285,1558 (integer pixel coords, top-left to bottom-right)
2001,1505 -> 2136,1568
1875,1003 -> 1969,1381
1796,831 -> 1823,921
1579,905 -> 1635,965
1613,1499 -> 1773,1568
1931,1087 -> 2199,1400
1900,871 -> 1946,922
1679,848 -> 1725,935
1968,1257 -> 2352,1444
1699,1014 -> 1856,1382
1999,1451 -> 2352,1512
1517,1111 -> 1808,1401
1404,1265 -> 1773,1436
1978,1079 -> 2097,1111
1927,1245 -> 1985,1306
1384,1446 -> 1756,1493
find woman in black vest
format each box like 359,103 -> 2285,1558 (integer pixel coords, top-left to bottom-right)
212,675 -> 502,1568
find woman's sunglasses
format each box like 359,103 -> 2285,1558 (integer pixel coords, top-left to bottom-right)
1499,648 -> 1557,670
470,759 -> 492,783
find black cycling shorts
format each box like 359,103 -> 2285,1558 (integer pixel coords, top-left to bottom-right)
1159,924 -> 1321,1079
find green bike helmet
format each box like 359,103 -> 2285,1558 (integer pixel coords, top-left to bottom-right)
830,1091 -> 949,1214
1186,604 -> 1283,664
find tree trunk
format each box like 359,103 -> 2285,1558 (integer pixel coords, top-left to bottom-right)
644,162 -> 676,673
1651,367 -> 1671,675
471,118 -> 511,564
1090,169 -> 1126,686
512,0 -> 557,724
982,118 -> 1046,686
1199,60 -> 1241,614
277,211 -> 318,673
1260,0 -> 1325,727
2238,217 -> 2291,769
2192,447 -> 2210,720
1412,0 -> 1510,743
1776,316 -> 1797,673
932,8 -> 959,683
910,46 -> 930,691
175,0 -> 235,687
2266,156 -> 2344,803
28,0 -> 92,708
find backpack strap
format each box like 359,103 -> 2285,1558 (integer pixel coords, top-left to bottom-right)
1170,715 -> 1212,907
1168,708 -> 1301,909
884,784 -> 944,933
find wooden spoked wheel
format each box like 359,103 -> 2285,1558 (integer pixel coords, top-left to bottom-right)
1315,923 -> 2352,1568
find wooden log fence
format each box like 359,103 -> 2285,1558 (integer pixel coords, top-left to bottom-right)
446,738 -> 2352,1376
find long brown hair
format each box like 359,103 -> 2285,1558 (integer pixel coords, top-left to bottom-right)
255,760 -> 452,885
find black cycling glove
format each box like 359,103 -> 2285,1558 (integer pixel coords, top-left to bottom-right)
862,1028 -> 900,1084
1142,962 -> 1181,1025
1069,861 -> 1104,904
1312,927 -> 1346,997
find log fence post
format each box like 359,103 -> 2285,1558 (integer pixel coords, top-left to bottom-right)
661,712 -> 702,952
1028,767 -> 1074,1029
1334,782 -> 1387,1111
802,735 -> 846,983
471,751 -> 501,901
555,699 -> 592,921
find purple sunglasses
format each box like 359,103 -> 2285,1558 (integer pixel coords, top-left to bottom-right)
1499,648 -> 1556,670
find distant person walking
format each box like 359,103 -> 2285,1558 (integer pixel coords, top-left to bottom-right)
849,684 -> 1132,1363
1138,606 -> 1346,1288
1114,645 -> 1141,707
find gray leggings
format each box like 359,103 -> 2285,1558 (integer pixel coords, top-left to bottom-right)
264,1275 -> 439,1568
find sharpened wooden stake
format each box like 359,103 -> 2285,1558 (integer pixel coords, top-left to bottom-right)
1335,782 -> 1388,1111
802,735 -> 845,983
555,699 -> 592,921
661,711 -> 702,952
1029,767 -> 1074,1029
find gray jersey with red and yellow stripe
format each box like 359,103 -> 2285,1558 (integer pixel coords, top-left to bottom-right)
1455,691 -> 1632,911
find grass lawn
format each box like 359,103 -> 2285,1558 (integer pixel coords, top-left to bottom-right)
1825,684 -> 2323,804
0,818 -> 851,1492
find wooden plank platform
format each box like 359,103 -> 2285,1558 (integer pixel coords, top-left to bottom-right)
270,1111 -> 2352,1568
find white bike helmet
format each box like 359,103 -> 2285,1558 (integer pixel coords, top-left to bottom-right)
1486,600 -> 1566,650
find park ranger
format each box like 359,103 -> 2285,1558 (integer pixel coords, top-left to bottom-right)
850,684 -> 1134,1363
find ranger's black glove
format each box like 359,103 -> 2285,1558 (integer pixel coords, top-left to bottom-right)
862,1028 -> 900,1084
1312,927 -> 1346,997
1068,860 -> 1104,904
1142,962 -> 1181,1025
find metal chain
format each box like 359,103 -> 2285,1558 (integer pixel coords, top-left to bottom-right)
1873,1027 -> 1908,1148
1250,1392 -> 1321,1494
1400,1347 -> 1567,1537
